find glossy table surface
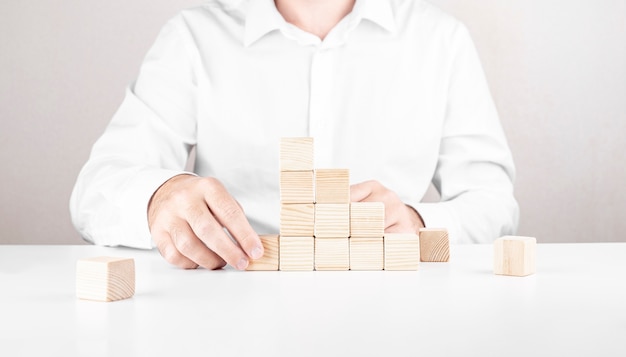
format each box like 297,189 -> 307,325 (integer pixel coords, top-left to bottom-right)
1,244 -> 625,357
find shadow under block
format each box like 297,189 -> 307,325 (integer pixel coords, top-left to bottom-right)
494,236 -> 537,277
280,170 -> 314,203
279,236 -> 314,271
419,228 -> 450,262
350,202 -> 385,238
315,169 -> 350,203
280,203 -> 315,237
247,235 -> 279,271
280,137 -> 314,171
314,203 -> 350,238
350,237 -> 384,270
384,233 -> 420,270
76,257 -> 135,302
315,238 -> 350,271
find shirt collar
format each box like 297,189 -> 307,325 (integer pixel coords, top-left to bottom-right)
243,0 -> 397,47
243,0 -> 284,47
353,0 -> 397,34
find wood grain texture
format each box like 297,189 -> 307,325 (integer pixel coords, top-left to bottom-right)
280,137 -> 314,171
350,202 -> 385,238
280,204 -> 314,237
280,170 -> 314,203
419,228 -> 450,262
315,238 -> 350,271
384,233 -> 420,270
314,203 -> 350,238
247,235 -> 279,271
494,236 -> 536,277
349,237 -> 383,271
279,236 -> 314,271
315,169 -> 350,203
76,257 -> 135,302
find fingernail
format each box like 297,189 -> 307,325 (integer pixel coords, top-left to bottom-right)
251,246 -> 263,260
236,258 -> 249,270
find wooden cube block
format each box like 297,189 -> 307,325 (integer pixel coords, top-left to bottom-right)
315,238 -> 350,271
494,236 -> 537,277
350,237 -> 383,271
76,257 -> 135,302
280,137 -> 314,171
314,203 -> 350,238
280,204 -> 315,237
419,228 -> 450,262
279,236 -> 314,271
315,169 -> 350,203
280,170 -> 314,203
350,202 -> 385,238
384,233 -> 420,271
247,235 -> 279,271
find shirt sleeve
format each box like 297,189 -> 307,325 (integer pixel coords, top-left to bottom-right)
413,23 -> 520,244
70,16 -> 198,248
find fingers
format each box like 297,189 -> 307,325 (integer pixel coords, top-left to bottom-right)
170,221 -> 227,270
182,201 -> 250,270
200,178 -> 264,260
152,229 -> 198,269
148,175 -> 262,271
152,224 -> 227,270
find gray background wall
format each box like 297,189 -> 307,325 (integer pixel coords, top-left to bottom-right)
1,0 -> 625,245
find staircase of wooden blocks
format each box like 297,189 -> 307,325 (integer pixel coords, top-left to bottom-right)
247,137 -> 434,271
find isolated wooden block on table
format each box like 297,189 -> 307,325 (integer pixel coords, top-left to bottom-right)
350,237 -> 384,271
315,169 -> 350,203
315,238 -> 350,271
419,228 -> 450,262
494,236 -> 537,277
314,203 -> 350,238
76,257 -> 135,302
280,137 -> 314,171
350,202 -> 385,238
247,235 -> 279,271
280,170 -> 314,203
384,233 -> 420,271
279,236 -> 314,271
280,203 -> 315,237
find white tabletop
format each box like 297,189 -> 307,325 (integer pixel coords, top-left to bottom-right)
1,244 -> 625,357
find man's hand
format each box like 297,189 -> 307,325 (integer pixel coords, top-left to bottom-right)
351,180 -> 425,234
148,175 -> 264,270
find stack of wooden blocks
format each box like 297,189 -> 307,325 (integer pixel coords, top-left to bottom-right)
247,137 -> 450,272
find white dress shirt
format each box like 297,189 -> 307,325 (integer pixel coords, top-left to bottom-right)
70,0 -> 519,248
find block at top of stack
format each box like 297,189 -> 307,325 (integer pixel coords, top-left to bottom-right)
280,137 -> 314,171
315,169 -> 350,204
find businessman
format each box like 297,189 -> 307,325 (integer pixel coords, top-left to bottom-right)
71,0 -> 519,270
